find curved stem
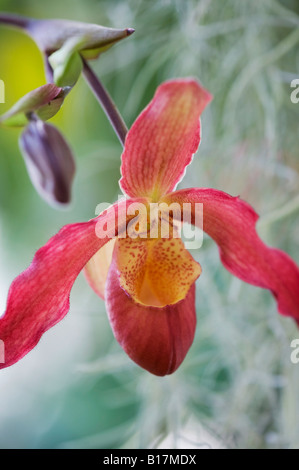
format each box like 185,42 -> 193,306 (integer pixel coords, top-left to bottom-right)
0,13 -> 30,29
82,60 -> 128,147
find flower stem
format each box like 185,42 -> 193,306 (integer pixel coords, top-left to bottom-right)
82,60 -> 128,146
0,13 -> 30,29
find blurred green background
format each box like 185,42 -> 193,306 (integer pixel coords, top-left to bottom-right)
0,0 -> 299,449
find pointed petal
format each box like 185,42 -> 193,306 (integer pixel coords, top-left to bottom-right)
114,236 -> 201,308
162,188 -> 299,321
27,18 -> 134,57
84,239 -> 116,300
0,198 -> 142,369
120,79 -> 212,200
105,258 -> 197,376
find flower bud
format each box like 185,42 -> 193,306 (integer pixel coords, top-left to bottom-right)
0,84 -> 66,127
27,18 -> 134,59
19,119 -> 76,206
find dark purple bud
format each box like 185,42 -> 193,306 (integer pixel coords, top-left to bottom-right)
19,119 -> 76,207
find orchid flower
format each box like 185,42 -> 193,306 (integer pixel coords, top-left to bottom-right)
0,79 -> 298,376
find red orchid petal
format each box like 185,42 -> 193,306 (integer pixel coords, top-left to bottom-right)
120,79 -> 212,200
0,198 -> 142,369
162,188 -> 299,321
105,257 -> 197,376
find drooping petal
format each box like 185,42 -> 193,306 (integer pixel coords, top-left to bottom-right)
105,258 -> 197,376
162,188 -> 299,321
0,198 -> 143,369
120,79 -> 212,200
84,239 -> 116,300
114,236 -> 201,308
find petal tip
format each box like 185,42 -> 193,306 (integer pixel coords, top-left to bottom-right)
126,28 -> 135,36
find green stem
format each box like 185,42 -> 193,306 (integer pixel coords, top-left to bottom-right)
82,60 -> 128,147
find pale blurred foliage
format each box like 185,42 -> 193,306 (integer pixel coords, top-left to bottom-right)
0,0 -> 298,449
